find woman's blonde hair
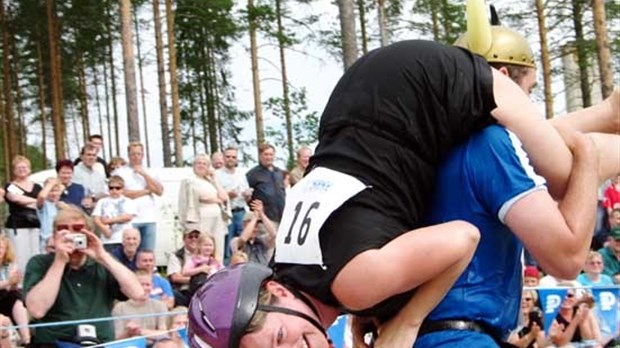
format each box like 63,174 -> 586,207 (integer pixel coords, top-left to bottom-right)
586,250 -> 602,262
0,235 -> 16,265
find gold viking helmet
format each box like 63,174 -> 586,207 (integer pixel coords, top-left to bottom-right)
454,0 -> 536,68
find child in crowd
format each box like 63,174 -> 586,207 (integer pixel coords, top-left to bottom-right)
182,233 -> 223,278
107,156 -> 127,174
229,251 -> 249,267
92,175 -> 137,252
0,236 -> 30,345
168,306 -> 189,347
36,177 -> 67,253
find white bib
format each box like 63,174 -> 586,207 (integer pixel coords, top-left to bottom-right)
275,167 -> 367,265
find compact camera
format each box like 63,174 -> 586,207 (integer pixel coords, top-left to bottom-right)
67,233 -> 88,250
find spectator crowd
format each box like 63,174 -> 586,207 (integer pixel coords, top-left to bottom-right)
0,132 -> 618,347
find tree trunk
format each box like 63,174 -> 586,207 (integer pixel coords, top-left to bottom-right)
46,0 -> 65,160
440,0 -> 452,41
377,0 -> 388,47
152,0 -> 171,166
134,7 -> 151,166
36,39 -> 48,166
0,83 -> 8,180
571,0 -> 591,107
337,0 -> 358,70
430,0 -> 440,41
275,0 -> 294,166
591,0 -> 613,99
77,53 -> 90,143
248,0 -> 265,147
165,0 -> 183,166
120,0 -> 140,142
357,0 -> 368,55
2,0 -> 16,161
10,30 -> 26,155
102,55 -> 114,160
106,4 -> 121,156
535,0 -> 553,119
204,43 -> 217,153
91,66 -> 106,160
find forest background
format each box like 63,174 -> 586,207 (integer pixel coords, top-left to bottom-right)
0,0 -> 618,182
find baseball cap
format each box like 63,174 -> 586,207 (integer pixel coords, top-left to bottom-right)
524,266 -> 539,279
610,227 -> 620,240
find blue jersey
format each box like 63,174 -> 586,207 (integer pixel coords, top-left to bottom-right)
415,125 -> 546,347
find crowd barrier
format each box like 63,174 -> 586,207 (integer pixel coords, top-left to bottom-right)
4,287 -> 617,347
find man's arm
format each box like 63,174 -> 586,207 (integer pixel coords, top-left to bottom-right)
135,167 -> 164,196
507,132 -> 599,279
25,255 -> 67,319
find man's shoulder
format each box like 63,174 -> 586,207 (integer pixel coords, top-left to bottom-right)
26,253 -> 55,269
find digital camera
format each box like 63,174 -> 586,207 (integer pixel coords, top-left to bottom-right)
67,233 -> 88,250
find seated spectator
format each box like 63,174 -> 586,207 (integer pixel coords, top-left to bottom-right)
168,306 -> 188,347
603,174 -> 620,215
229,251 -> 249,266
183,233 -> 223,295
549,288 -> 602,347
577,251 -> 614,287
153,338 -> 180,348
112,270 -> 169,343
508,289 -> 545,348
36,177 -> 67,253
166,229 -> 199,307
0,236 -> 29,345
229,200 -> 277,265
136,249 -> 174,309
111,228 -> 141,270
92,176 -> 137,251
598,227 -> 620,284
23,205 -> 142,345
0,314 -> 15,348
4,155 -> 42,273
523,266 -> 540,288
593,208 -> 620,250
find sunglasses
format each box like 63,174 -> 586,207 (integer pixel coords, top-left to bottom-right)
56,223 -> 85,232
566,293 -> 575,298
524,297 -> 533,302
186,234 -> 200,239
108,186 -> 123,190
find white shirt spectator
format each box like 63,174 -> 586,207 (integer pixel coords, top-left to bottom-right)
113,166 -> 160,223
73,162 -> 107,196
92,196 -> 137,244
216,167 -> 250,210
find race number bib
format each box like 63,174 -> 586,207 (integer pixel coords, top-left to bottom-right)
275,167 -> 367,265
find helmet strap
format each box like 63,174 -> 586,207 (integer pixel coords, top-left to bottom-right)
257,304 -> 328,338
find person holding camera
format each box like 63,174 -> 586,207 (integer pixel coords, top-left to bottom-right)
22,205 -> 143,346
229,199 -> 277,266
549,288 -> 602,347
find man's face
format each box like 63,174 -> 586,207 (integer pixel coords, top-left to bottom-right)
128,145 -> 144,166
184,231 -> 200,252
82,149 -> 98,168
138,274 -> 153,297
515,67 -> 538,96
58,167 -> 73,185
611,238 -> 620,254
259,148 -> 275,167
137,252 -> 155,272
523,276 -> 538,287
211,153 -> 224,169
297,148 -> 312,169
224,149 -> 238,169
609,211 -> 620,229
171,314 -> 188,329
123,230 -> 141,254
239,285 -> 329,348
54,218 -> 88,263
90,138 -> 103,153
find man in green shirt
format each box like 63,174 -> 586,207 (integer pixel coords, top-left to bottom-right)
598,227 -> 620,284
23,205 -> 143,346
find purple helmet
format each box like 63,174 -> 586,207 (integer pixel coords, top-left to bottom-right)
187,263 -> 273,348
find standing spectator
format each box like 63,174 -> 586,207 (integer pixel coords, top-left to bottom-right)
112,269 -> 169,342
603,174 -> 620,215
55,159 -> 87,208
36,178 -> 67,253
111,228 -> 141,271
211,152 -> 224,170
577,251 -> 614,286
74,134 -> 109,176
598,227 -> 620,284
92,176 -> 137,251
4,155 -> 42,273
72,143 -> 107,201
136,249 -> 174,309
289,145 -> 312,186
166,229 -> 199,307
230,200 -> 277,266
0,236 -> 30,345
178,154 -> 228,261
114,142 -> 163,251
216,146 -> 252,263
107,156 -> 126,174
23,205 -> 143,345
523,266 -> 540,288
246,143 -> 286,223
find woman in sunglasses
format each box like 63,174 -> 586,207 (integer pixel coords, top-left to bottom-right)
92,175 -> 138,252
22,205 -> 143,347
550,286 -> 601,347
